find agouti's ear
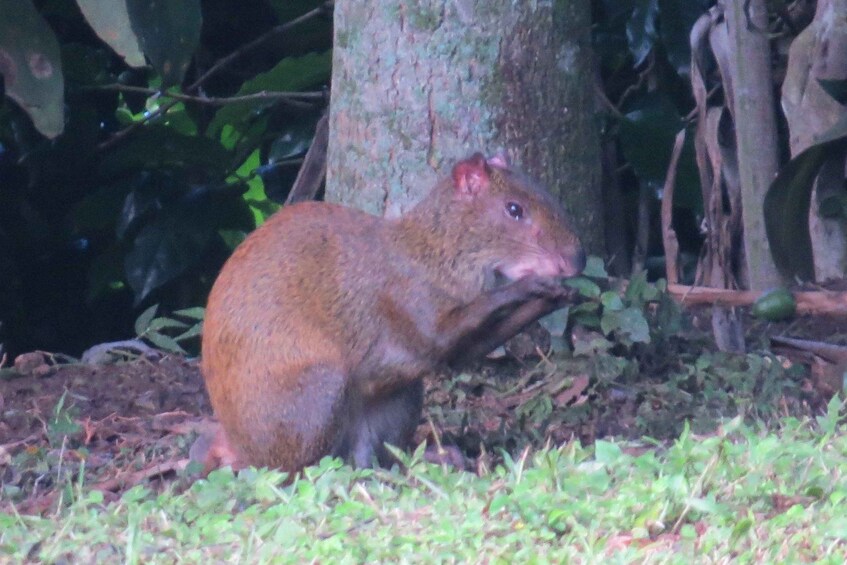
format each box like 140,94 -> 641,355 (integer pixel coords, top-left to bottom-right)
487,151 -> 510,169
451,153 -> 490,197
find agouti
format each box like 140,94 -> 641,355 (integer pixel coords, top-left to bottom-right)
201,153 -> 586,473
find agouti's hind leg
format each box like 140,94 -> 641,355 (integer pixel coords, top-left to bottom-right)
344,379 -> 424,468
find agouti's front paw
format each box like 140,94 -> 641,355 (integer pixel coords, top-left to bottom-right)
513,275 -> 570,300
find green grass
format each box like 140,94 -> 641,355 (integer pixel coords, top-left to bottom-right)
3,403 -> 847,563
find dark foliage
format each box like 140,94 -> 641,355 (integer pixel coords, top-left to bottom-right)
0,0 -> 331,356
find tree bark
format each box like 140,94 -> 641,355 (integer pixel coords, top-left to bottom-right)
327,0 -> 603,255
725,0 -> 783,289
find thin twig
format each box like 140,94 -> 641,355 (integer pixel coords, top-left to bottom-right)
615,51 -> 656,110
684,84 -> 720,122
661,129 -> 687,284
90,84 -> 323,107
285,110 -> 329,205
98,1 -> 333,151
186,1 -> 333,93
594,82 -> 624,119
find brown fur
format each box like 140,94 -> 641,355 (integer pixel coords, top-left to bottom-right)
201,153 -> 585,473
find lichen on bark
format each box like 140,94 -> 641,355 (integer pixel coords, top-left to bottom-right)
327,0 -> 603,255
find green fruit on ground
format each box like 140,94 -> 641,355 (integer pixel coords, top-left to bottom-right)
752,288 -> 797,321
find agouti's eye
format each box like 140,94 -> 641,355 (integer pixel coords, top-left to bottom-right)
506,202 -> 524,220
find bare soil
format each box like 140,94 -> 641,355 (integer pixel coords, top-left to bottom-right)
0,310 -> 841,514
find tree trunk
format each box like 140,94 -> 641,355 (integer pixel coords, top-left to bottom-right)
327,0 -> 603,256
725,0 -> 783,289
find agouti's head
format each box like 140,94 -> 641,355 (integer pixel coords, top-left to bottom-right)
449,152 -> 586,281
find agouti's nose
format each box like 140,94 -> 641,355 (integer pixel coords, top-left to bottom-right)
571,248 -> 586,274
560,247 -> 586,277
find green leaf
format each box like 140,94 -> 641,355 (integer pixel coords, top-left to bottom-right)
658,0 -> 705,76
488,494 -> 510,514
0,0 -> 65,137
126,0 -> 201,87
234,149 -> 279,226
625,271 -> 649,303
123,183 -> 251,302
99,126 -> 231,178
61,42 -> 113,86
538,308 -> 571,353
173,306 -> 205,320
208,51 -> 331,138
564,276 -> 601,298
124,208 -> 212,303
175,322 -> 203,342
817,396 -> 844,436
594,1 -> 633,75
145,330 -> 187,354
148,317 -> 189,331
582,255 -> 608,278
594,440 -> 623,464
684,496 -> 721,514
160,102 -> 198,136
219,229 -> 247,250
602,307 -> 651,344
763,114 -> 847,281
619,95 -> 702,213
600,291 -> 624,311
76,0 -> 146,67
74,181 -> 134,232
134,304 -> 158,335
269,121 -> 315,161
538,308 -> 570,337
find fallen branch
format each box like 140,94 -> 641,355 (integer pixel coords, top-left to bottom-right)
770,336 -> 847,364
666,283 -> 847,316
91,459 -> 189,493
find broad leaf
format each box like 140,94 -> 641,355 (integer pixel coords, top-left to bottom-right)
658,0 -> 708,76
0,0 -> 65,137
763,113 -> 847,282
173,306 -> 205,320
61,43 -> 112,85
126,0 -> 201,87
145,330 -> 187,354
564,276 -> 602,298
74,180 -> 135,232
76,0 -> 146,67
99,126 -> 231,178
620,92 -> 700,210
764,142 -> 834,282
602,307 -> 651,344
207,51 -> 331,138
232,149 -> 279,227
582,255 -> 609,278
269,122 -> 315,161
123,183 -> 253,302
124,206 -> 211,302
134,303 -> 158,335
594,1 -> 633,73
